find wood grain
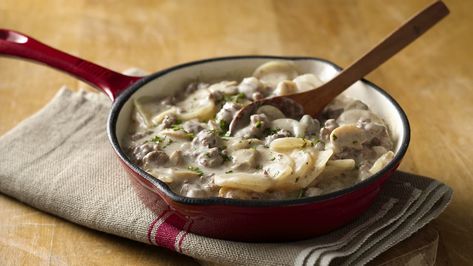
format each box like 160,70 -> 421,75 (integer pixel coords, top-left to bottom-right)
1,0 -> 472,265
285,0 -> 449,116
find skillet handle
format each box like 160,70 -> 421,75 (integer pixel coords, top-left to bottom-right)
0,29 -> 142,101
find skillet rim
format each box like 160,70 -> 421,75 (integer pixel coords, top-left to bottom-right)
107,55 -> 411,207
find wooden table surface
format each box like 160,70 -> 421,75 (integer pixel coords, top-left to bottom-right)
1,0 -> 472,265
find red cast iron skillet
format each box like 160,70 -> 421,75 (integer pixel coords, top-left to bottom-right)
0,29 -> 410,242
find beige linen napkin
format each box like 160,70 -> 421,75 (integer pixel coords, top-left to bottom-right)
0,88 -> 452,266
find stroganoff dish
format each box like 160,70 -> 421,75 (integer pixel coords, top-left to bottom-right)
124,61 -> 394,200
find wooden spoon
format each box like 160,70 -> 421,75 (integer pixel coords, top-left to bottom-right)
229,1 -> 449,135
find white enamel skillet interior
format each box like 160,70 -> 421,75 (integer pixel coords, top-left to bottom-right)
109,55 -> 411,206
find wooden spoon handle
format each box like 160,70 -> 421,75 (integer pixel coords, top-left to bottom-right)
292,1 -> 449,115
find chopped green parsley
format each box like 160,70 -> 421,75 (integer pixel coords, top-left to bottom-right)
187,166 -> 204,176
263,127 -> 279,136
255,120 -> 263,128
151,135 -> 164,143
219,119 -> 229,133
185,132 -> 195,139
171,124 -> 183,131
224,92 -> 246,103
163,138 -> 174,148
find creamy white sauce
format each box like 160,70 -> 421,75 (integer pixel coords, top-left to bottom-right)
124,61 -> 394,200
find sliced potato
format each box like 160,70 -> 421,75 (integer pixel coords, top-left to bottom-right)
253,61 -> 298,88
330,124 -> 368,150
265,165 -> 293,183
149,172 -> 173,183
270,137 -> 308,152
263,152 -> 294,183
369,151 -> 394,174
133,97 -> 155,127
227,138 -> 263,151
214,173 -> 272,193
176,88 -> 217,121
297,149 -> 333,188
208,81 -> 238,94
218,187 -> 257,199
291,150 -> 315,179
171,169 -> 201,180
151,107 -> 178,125
318,159 -> 356,179
327,159 -> 356,169
149,168 -> 200,183
161,129 -> 192,140
177,101 -> 216,121
272,150 -> 315,189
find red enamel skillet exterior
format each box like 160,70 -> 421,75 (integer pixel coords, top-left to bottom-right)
0,29 -> 410,241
